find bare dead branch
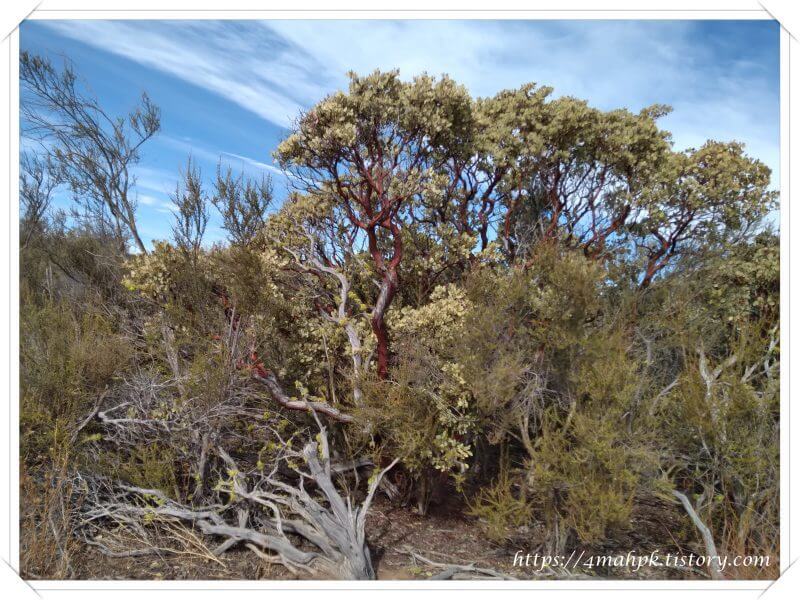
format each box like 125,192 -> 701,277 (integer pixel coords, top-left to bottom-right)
672,490 -> 724,580
253,371 -> 354,423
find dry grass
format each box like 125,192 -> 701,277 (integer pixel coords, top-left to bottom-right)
20,457 -> 79,579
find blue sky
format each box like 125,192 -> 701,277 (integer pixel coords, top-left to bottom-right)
21,19 -> 780,248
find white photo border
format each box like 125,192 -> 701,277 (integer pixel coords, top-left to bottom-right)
1,2 -> 795,598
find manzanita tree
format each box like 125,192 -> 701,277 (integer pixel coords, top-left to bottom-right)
427,85 -> 672,263
632,140 -> 776,287
276,70 -> 474,379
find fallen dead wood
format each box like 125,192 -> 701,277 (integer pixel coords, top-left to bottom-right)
399,546 -> 518,580
672,490 -> 724,580
79,415 -> 396,579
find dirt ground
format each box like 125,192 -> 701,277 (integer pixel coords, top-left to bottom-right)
54,493 -> 703,581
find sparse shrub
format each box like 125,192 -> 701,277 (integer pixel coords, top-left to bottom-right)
526,409 -> 639,545
467,461 -> 532,543
101,443 -> 180,498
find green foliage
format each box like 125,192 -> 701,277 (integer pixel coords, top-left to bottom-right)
212,166 -> 273,246
20,293 -> 130,464
360,344 -> 475,477
527,409 -> 641,543
452,246 -> 607,427
125,240 -> 214,309
467,466 -> 532,544
276,70 -> 474,171
101,443 -> 179,497
632,141 -> 776,285
703,232 -> 780,326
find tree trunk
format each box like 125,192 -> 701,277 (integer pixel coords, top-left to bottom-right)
130,227 -> 148,255
371,269 -> 398,380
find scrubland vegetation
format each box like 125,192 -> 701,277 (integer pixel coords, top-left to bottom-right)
19,52 -> 779,580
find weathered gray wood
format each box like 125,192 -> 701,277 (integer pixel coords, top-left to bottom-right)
80,422 -> 396,579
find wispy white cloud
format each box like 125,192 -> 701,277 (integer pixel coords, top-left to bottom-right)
136,194 -> 160,206
134,166 -> 177,197
132,168 -> 178,216
222,151 -> 297,180
39,20 -> 313,127
158,134 -> 292,180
